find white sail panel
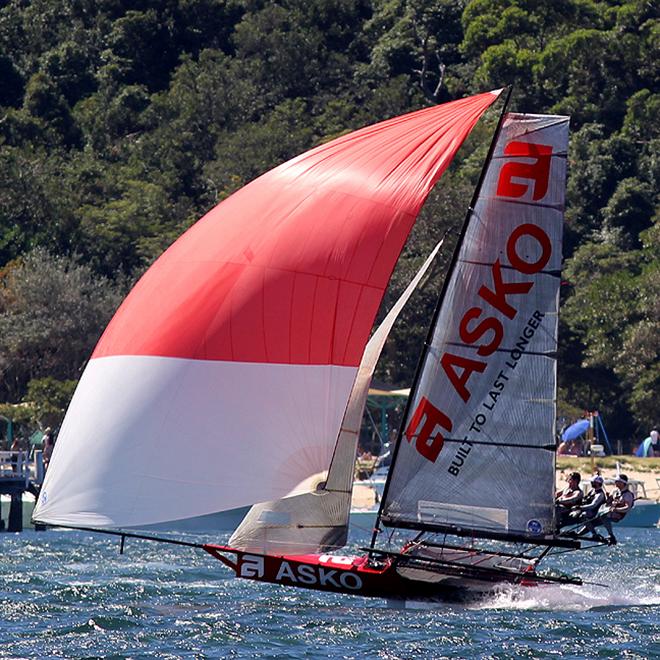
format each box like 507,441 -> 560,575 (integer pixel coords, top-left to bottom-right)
382,114 -> 569,538
35,357 -> 355,527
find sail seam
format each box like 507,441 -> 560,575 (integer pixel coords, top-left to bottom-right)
457,259 -> 562,276
491,150 -> 568,159
402,435 -> 556,450
500,115 -> 571,137
442,342 -> 557,358
377,519 -> 581,548
476,196 -> 566,211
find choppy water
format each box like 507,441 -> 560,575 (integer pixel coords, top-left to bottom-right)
1,527 -> 658,658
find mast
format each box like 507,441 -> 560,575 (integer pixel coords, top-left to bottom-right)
369,87 -> 513,551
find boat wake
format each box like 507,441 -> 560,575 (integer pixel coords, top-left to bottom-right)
385,571 -> 660,612
473,579 -> 660,612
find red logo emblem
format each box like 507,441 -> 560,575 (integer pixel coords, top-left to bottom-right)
496,141 -> 552,201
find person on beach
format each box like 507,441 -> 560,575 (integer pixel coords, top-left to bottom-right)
42,427 -> 55,470
635,429 -> 658,457
649,429 -> 659,457
555,472 -> 583,528
10,437 -> 22,473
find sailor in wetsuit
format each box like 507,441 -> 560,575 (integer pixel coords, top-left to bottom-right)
555,472 -> 583,529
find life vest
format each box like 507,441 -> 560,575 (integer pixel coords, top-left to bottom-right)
609,489 -> 635,521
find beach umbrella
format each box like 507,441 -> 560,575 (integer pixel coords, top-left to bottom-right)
562,419 -> 590,442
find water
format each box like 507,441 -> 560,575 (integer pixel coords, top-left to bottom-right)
1,527 -> 658,658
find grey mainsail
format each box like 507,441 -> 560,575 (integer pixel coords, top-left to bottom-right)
380,114 -> 569,538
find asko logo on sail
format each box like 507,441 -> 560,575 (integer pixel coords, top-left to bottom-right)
405,141 -> 554,464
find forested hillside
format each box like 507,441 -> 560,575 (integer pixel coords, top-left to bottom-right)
0,0 -> 656,445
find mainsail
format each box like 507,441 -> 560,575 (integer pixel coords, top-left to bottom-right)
34,91 -> 501,529
379,114 -> 569,539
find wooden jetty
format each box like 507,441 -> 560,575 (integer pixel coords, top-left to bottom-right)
0,450 -> 44,532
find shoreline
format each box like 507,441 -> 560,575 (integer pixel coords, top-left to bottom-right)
555,456 -> 660,498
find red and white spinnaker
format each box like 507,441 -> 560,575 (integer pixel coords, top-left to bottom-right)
34,91 -> 500,528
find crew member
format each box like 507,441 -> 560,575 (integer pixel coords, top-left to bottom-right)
570,475 -> 607,537
555,472 -> 583,529
578,474 -> 634,545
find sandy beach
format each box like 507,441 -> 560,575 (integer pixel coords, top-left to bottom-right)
353,458 -> 660,508
555,457 -> 660,499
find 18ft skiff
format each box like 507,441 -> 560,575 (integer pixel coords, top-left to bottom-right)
33,89 -> 605,603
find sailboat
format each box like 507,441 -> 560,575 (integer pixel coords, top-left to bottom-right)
33,88 -> 604,603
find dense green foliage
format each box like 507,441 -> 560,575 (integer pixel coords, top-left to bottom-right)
0,0 -> 656,443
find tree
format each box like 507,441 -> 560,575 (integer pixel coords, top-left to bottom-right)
26,376 -> 78,431
0,147 -> 82,264
462,0 -> 601,109
0,54 -> 24,107
564,123 -> 638,252
101,9 -> 178,91
23,72 -> 80,146
76,175 -> 192,277
0,248 -> 124,401
534,29 -> 635,128
359,0 -> 467,102
562,218 -> 659,436
612,221 -> 659,426
204,98 -> 316,199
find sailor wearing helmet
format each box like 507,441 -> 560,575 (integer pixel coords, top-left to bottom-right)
555,471 -> 583,529
582,475 -> 607,515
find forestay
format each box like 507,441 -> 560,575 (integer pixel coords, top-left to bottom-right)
381,114 -> 569,538
34,91 -> 500,529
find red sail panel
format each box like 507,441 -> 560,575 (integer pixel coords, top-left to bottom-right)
93,92 -> 500,366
